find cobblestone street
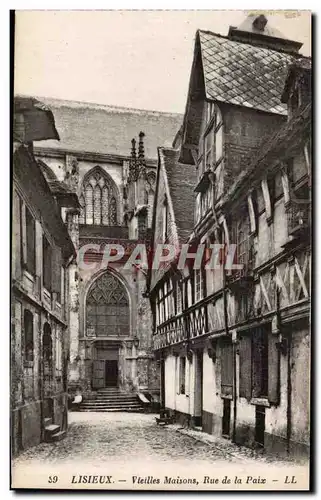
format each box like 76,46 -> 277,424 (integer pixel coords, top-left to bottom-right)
13,412 -> 294,467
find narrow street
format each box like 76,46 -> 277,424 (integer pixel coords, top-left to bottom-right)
13,412 -> 293,467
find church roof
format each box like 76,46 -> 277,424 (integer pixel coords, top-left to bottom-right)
198,29 -> 295,115
31,97 -> 183,161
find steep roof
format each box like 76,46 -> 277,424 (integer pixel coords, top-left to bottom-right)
32,97 -> 183,160
159,148 -> 197,243
198,29 -> 294,115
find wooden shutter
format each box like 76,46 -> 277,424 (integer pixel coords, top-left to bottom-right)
92,360 -> 105,389
21,203 -> 27,267
12,191 -> 22,279
221,341 -> 233,397
252,328 -> 261,398
51,245 -> 62,295
268,333 -> 280,405
239,334 -> 252,400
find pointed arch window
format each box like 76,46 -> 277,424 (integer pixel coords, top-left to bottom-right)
86,272 -> 130,337
81,168 -> 118,225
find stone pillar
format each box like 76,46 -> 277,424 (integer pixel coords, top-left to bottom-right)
66,209 -> 80,393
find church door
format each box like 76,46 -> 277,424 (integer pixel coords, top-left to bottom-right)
92,360 -> 105,389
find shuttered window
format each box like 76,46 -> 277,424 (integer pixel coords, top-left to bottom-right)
43,236 -> 52,291
252,327 -> 268,398
239,334 -> 252,400
221,340 -> 233,397
179,356 -> 186,394
239,324 -> 280,405
25,207 -> 36,276
51,246 -> 62,302
268,333 -> 280,405
24,309 -> 34,363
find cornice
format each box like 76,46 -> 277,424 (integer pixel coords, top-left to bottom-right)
34,146 -> 157,168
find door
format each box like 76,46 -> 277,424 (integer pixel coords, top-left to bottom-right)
105,360 -> 118,387
92,360 -> 105,389
194,351 -> 203,427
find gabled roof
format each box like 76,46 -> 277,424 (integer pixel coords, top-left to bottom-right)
199,29 -> 294,115
14,96 -> 60,143
31,97 -> 183,161
159,148 -> 197,243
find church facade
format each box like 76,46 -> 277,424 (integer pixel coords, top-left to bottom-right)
34,99 -> 182,397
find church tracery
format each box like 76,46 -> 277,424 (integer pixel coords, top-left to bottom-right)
86,272 -> 130,337
79,167 -> 119,225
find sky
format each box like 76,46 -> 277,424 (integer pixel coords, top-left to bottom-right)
14,10 -> 311,114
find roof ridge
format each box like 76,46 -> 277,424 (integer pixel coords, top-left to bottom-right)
198,28 -> 305,57
31,95 -> 183,118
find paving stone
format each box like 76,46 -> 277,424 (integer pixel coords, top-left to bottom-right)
13,412 -> 296,467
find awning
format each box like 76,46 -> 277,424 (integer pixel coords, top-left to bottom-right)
14,96 -> 60,143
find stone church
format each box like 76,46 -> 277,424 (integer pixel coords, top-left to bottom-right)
34,98 -> 182,397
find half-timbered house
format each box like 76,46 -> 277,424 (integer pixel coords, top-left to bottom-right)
149,15 -> 311,458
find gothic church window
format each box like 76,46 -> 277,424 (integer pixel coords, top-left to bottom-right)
79,168 -> 118,226
86,272 -> 130,337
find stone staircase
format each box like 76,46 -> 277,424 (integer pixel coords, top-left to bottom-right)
44,417 -> 67,443
78,387 -> 145,412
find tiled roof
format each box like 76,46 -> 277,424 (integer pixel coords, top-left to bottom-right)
199,30 -> 295,115
33,97 -> 183,160
160,148 -> 197,243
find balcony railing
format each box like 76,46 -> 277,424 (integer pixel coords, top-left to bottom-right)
288,201 -> 310,237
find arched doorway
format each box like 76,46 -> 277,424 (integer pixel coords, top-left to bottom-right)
86,272 -> 130,389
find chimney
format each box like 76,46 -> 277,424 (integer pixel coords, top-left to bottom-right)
253,14 -> 268,32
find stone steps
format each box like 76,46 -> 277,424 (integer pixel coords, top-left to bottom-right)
78,388 -> 145,413
78,407 -> 143,412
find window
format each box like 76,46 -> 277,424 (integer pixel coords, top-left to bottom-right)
86,272 -> 130,337
25,207 -> 36,275
158,280 -> 174,323
43,322 -> 53,382
194,268 -> 203,303
198,103 -> 224,188
176,282 -> 182,314
287,156 -> 310,234
179,356 -> 186,394
252,327 -> 268,399
43,236 -> 52,291
239,325 -> 279,404
24,309 -> 34,363
79,168 -> 118,225
55,329 -> 62,379
234,207 -> 251,271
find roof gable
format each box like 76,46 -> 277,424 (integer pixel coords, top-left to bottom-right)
199,30 -> 294,115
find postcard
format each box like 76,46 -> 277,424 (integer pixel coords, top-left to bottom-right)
11,9 -> 311,491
